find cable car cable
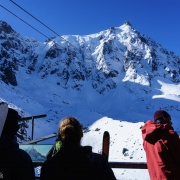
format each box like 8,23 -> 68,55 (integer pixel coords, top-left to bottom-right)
0,4 -> 49,39
1,4 -> 92,72
10,0 -> 84,54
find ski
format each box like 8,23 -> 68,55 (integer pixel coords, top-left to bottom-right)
0,102 -> 8,137
102,131 -> 110,161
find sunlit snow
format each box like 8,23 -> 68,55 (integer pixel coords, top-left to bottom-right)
1,21 -> 180,179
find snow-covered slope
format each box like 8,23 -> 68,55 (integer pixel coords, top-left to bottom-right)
81,117 -> 149,180
1,20 -> 180,179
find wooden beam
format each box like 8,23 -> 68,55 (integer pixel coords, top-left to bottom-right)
20,114 -> 47,121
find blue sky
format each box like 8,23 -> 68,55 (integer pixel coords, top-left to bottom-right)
0,0 -> 180,55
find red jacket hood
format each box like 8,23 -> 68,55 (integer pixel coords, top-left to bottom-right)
142,120 -> 174,144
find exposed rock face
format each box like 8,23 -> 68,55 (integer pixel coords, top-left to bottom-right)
0,21 -> 15,34
0,59 -> 17,86
0,20 -> 40,86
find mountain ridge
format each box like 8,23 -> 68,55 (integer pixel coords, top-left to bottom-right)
0,20 -> 180,142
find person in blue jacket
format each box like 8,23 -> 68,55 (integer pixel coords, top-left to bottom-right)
0,107 -> 35,180
40,116 -> 116,180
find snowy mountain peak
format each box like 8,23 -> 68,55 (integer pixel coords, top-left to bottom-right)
1,20 -> 180,94
124,21 -> 133,27
24,147 -> 46,161
1,20 -> 180,144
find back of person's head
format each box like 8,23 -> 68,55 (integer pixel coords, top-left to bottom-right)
2,108 -> 20,136
154,110 -> 171,123
58,117 -> 83,148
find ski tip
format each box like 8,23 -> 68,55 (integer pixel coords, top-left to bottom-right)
103,131 -> 110,136
0,102 -> 9,137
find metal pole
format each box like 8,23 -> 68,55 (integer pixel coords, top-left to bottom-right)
19,114 -> 46,141
32,117 -> 34,140
20,114 -> 46,121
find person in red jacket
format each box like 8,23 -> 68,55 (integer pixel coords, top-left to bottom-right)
142,110 -> 180,180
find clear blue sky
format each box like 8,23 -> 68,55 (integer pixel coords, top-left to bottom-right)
0,0 -> 180,55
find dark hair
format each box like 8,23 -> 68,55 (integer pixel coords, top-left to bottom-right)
2,108 -> 19,136
58,117 -> 83,148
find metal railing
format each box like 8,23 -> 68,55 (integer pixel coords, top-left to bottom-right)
33,161 -> 147,169
33,161 -> 147,179
109,162 -> 147,169
20,114 -> 47,140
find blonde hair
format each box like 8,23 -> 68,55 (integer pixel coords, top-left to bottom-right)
58,117 -> 83,148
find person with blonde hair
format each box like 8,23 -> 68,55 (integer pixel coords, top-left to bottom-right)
142,110 -> 180,180
40,116 -> 116,180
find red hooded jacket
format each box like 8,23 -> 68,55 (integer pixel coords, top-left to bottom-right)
142,120 -> 180,180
